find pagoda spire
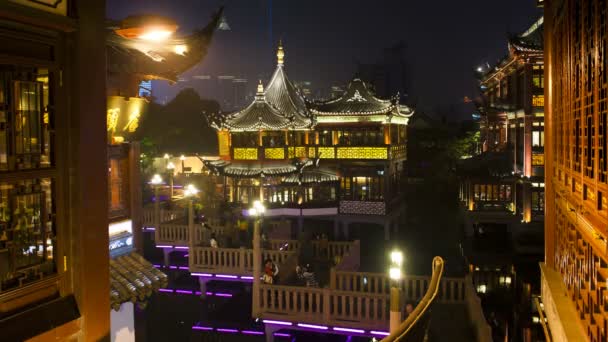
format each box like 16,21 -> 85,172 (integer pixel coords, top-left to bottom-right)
277,40 -> 284,66
257,80 -> 264,94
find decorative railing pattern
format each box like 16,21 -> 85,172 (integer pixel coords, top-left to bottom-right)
331,271 -> 466,304
189,247 -> 295,275
268,240 -> 356,261
257,285 -> 390,330
156,224 -> 225,246
390,145 -> 406,160
143,208 -> 184,226
264,148 -> 285,159
233,148 -> 258,160
339,200 -> 386,215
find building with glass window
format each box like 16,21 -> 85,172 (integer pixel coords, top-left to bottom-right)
208,43 -> 413,238
457,15 -> 546,341
0,0 -> 110,340
541,0 -> 608,340
460,16 -> 545,244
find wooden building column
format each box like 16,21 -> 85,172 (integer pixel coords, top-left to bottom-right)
523,182 -> 532,223
384,124 -> 391,145
524,115 -> 533,178
69,0 -> 111,338
129,142 -> 143,253
544,2 -> 555,268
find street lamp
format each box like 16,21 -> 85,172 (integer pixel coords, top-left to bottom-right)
250,200 -> 265,317
389,249 -> 403,334
150,174 -> 163,231
184,184 -> 199,248
167,162 -> 176,199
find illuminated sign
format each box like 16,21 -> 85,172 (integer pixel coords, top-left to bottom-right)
109,220 -> 132,236
109,235 -> 133,251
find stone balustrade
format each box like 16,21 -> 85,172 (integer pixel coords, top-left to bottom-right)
143,207 -> 185,226
257,284 -> 390,330
330,270 -> 466,304
156,223 -> 226,246
189,247 -> 295,275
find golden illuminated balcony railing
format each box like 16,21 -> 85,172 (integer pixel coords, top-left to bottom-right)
532,95 -> 544,107
233,148 -> 258,160
231,145 -> 406,161
264,147 -> 285,159
533,153 -> 544,166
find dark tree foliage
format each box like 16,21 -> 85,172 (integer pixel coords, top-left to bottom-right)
136,88 -> 220,155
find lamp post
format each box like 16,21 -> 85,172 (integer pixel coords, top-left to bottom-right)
184,184 -> 199,248
150,174 -> 163,231
389,249 -> 403,334
167,162 -> 175,199
180,155 -> 186,173
249,200 -> 265,316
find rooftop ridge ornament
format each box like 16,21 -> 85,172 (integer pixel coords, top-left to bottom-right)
346,90 -> 366,102
277,40 -> 285,66
257,80 -> 264,94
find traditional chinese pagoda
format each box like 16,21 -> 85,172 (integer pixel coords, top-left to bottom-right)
209,43 -> 413,238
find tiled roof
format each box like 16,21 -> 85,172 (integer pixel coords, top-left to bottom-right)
205,160 -> 298,177
216,66 -> 313,131
110,252 -> 168,311
220,97 -> 294,131
282,170 -> 339,184
510,17 -> 543,53
265,65 -> 310,120
310,79 -> 413,117
106,8 -> 223,83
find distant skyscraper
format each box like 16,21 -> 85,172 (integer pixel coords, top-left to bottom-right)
356,42 -> 408,101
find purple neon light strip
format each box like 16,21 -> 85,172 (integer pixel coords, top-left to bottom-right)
153,264 -> 161,268
263,320 -> 292,326
169,266 -> 178,269
215,274 -> 238,279
156,245 -> 173,248
158,288 -> 173,293
216,328 -> 238,333
175,290 -> 192,294
242,330 -> 264,335
184,254 -> 189,257
195,291 -> 202,295
371,331 -> 390,336
297,323 -> 328,330
175,246 -> 189,250
274,333 -> 291,337
240,276 -> 254,280
333,327 -> 365,333
214,292 -> 233,297
192,326 -> 213,331
191,273 -> 213,277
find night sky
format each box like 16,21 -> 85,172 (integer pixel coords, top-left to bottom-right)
107,0 -> 541,119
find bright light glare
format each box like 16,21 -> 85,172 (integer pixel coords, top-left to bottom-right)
253,200 -> 266,214
180,155 -> 186,161
139,29 -> 172,41
389,267 -> 401,280
150,174 -> 163,185
173,45 -> 188,55
476,66 -> 483,72
163,153 -> 170,159
167,162 -> 175,170
184,184 -> 199,197
390,250 -> 403,266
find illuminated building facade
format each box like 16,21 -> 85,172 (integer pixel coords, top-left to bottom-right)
105,10 -> 222,341
209,43 -> 412,237
0,0 -> 110,340
460,16 -> 545,239
458,15 -> 546,341
542,0 -> 608,340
